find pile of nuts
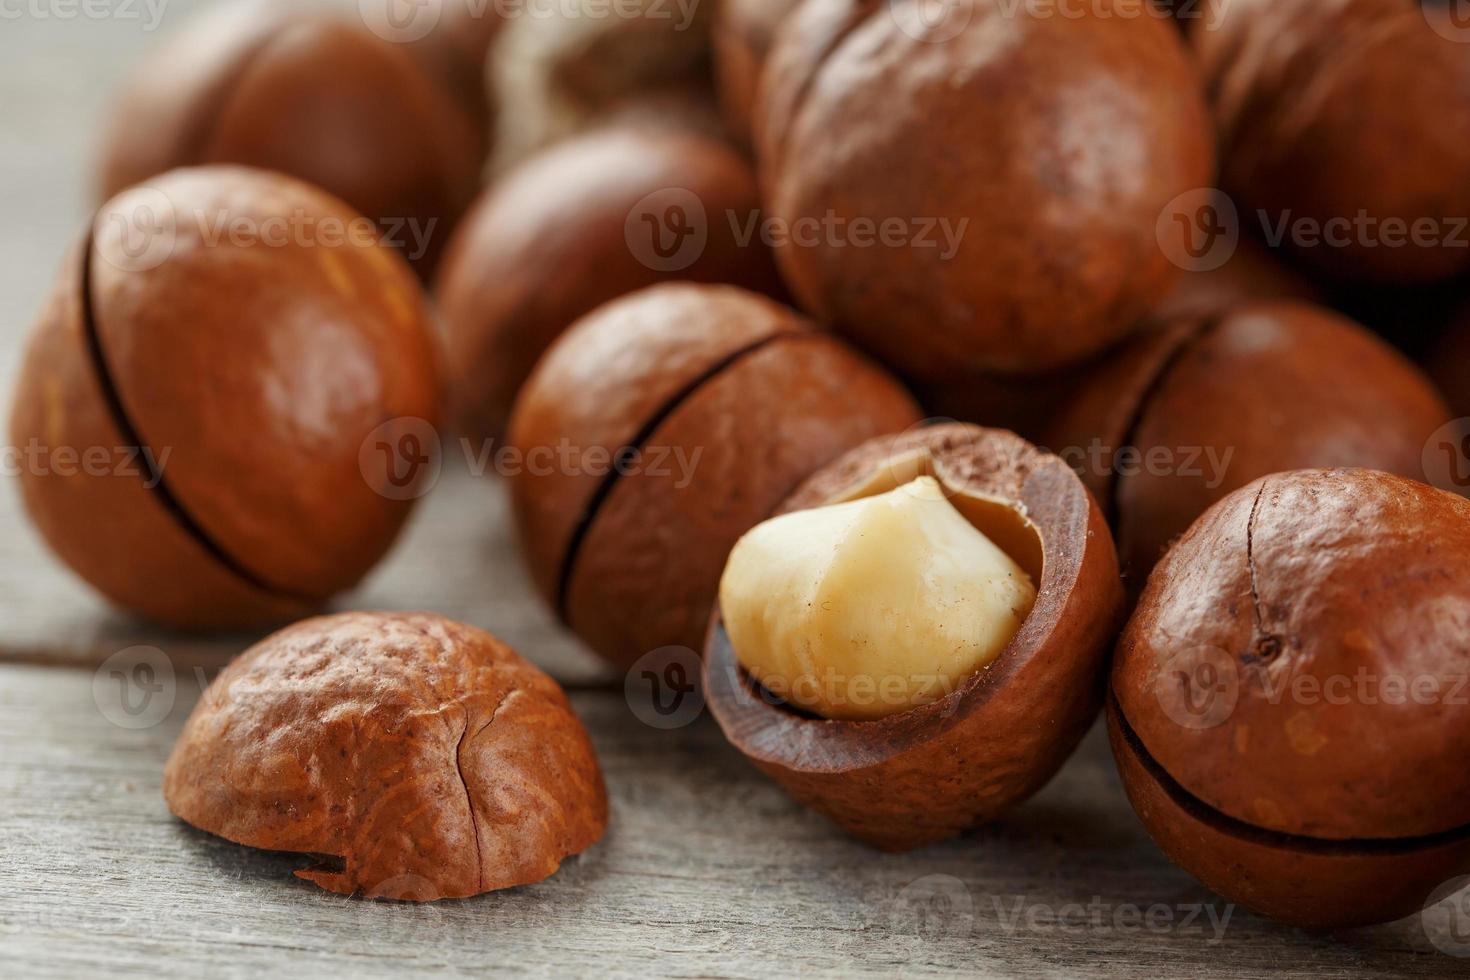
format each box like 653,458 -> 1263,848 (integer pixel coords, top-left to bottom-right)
9,0 -> 1470,925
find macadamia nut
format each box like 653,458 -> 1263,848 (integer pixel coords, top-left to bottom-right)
720,476 -> 1036,721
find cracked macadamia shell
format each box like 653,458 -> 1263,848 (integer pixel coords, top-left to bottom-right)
506,283 -> 920,670
705,424 -> 1124,851
756,0 -> 1213,379
436,122 -> 781,443
1110,469 -> 1470,927
1189,0 -> 1470,283
165,612 -> 607,901
1047,301 -> 1450,590
97,0 -> 484,276
8,167 -> 442,630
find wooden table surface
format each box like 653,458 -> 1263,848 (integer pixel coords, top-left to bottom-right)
1,5 -> 1467,977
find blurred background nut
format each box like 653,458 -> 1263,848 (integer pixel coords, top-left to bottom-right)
1110,469 -> 1470,928
506,282 -> 920,670
756,0 -> 1214,380
490,0 -> 716,170
97,0 -> 487,277
436,120 -> 782,444
712,0 -> 794,146
165,612 -> 607,900
705,424 -> 1123,850
1189,0 -> 1470,284
8,167 -> 442,630
1048,300 -> 1451,591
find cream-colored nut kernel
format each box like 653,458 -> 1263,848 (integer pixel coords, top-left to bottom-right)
718,476 -> 1037,721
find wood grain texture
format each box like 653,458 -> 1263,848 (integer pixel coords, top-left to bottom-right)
2,662 -> 1465,978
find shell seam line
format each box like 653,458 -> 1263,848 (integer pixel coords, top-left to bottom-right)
1113,692 -> 1470,853
553,328 -> 807,620
79,231 -> 321,604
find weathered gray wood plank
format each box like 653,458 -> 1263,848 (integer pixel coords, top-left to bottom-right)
1,662 -> 1464,978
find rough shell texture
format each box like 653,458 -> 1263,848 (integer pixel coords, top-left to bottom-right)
713,0 -> 794,145
9,167 -> 442,629
1108,700 -> 1470,930
507,283 -> 920,669
705,424 -> 1124,851
164,612 -> 607,901
1190,0 -> 1470,283
756,0 -> 1213,378
98,0 -> 483,276
1117,470 -> 1470,840
436,123 -> 781,443
1048,301 -> 1450,588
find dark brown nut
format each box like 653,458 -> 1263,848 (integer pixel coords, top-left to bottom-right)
1109,469 -> 1470,928
713,0 -> 795,145
1190,0 -> 1470,284
97,0 -> 484,277
404,0 -> 504,153
704,424 -> 1123,851
8,167 -> 442,630
756,0 -> 1213,379
436,122 -> 782,443
506,283 -> 921,670
165,612 -> 607,901
914,241 -> 1321,442
1151,239 -> 1321,323
1430,300 -> 1470,420
1048,300 -> 1451,591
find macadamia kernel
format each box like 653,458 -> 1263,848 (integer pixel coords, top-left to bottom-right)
718,476 -> 1036,721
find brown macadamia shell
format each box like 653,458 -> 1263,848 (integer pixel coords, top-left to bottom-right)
756,0 -> 1214,379
1190,0 -> 1470,284
164,612 -> 607,901
506,283 -> 920,670
914,240 -> 1320,442
98,0 -> 484,277
1151,239 -> 1322,323
704,424 -> 1124,851
435,123 -> 782,443
1110,469 -> 1470,927
1048,301 -> 1451,590
9,167 -> 442,629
